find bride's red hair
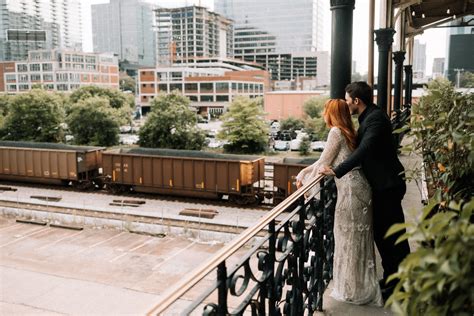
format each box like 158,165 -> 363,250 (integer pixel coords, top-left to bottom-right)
323,99 -> 357,151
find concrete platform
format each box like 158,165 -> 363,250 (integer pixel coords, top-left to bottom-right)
0,138 -> 424,315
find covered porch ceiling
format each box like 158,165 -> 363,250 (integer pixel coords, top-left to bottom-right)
393,0 -> 474,35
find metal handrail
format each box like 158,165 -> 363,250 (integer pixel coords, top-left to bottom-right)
147,174 -> 325,315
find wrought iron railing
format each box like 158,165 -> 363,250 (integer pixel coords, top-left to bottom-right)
147,174 -> 337,315
391,106 -> 411,148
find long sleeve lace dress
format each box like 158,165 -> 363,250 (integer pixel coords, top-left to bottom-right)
296,127 -> 382,306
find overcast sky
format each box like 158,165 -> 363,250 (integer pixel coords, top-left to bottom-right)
82,0 -> 447,75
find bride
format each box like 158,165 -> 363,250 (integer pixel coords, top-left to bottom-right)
296,99 -> 382,306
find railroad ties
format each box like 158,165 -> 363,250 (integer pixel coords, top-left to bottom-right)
109,199 -> 146,207
179,208 -> 219,219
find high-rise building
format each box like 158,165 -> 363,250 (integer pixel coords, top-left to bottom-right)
432,57 -> 445,79
0,0 -> 83,61
155,6 -> 233,66
214,0 -> 327,82
92,0 -> 156,68
413,39 -> 426,80
445,16 -> 474,84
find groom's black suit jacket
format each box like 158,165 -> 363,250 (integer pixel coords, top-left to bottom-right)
333,104 -> 405,191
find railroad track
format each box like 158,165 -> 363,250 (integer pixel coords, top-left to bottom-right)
0,180 -> 273,211
0,198 -> 267,236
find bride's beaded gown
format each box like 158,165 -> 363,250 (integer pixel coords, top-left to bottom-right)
297,127 -> 382,306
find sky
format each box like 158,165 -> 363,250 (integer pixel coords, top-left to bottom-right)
81,0 -> 447,75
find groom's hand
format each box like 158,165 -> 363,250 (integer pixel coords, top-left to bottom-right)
318,166 -> 335,176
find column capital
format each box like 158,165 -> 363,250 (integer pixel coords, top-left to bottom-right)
404,64 -> 413,73
375,28 -> 395,52
393,51 -> 406,65
330,0 -> 355,10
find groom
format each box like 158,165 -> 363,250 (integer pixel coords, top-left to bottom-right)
320,81 -> 410,300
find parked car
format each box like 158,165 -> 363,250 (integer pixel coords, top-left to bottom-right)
311,141 -> 326,152
274,140 -> 290,151
290,139 -> 301,151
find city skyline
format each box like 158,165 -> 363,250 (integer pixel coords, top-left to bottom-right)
81,0 -> 447,76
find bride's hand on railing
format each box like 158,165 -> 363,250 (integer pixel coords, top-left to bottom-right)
296,180 -> 302,189
318,166 -> 335,176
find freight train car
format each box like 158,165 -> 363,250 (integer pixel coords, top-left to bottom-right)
0,141 -> 104,188
102,148 -> 265,204
272,157 -> 318,204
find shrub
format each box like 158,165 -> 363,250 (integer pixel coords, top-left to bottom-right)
387,78 -> 474,315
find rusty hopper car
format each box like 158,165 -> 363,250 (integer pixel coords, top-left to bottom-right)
0,141 -> 104,187
272,157 -> 318,204
102,148 -> 265,204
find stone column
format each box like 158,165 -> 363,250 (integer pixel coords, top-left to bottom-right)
404,65 -> 413,108
375,28 -> 395,113
392,51 -> 405,114
330,0 -> 355,99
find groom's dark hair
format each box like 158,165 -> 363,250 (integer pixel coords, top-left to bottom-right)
345,82 -> 373,106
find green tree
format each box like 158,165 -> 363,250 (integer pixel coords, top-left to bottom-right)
387,78 -> 474,315
280,117 -> 305,132
68,85 -> 134,125
0,90 -> 64,142
0,94 -> 11,127
303,96 -> 327,119
138,92 -> 205,150
299,136 -> 311,156
119,72 -> 136,93
67,96 -> 119,146
302,96 -> 329,141
218,97 -> 269,154
305,117 -> 329,141
459,71 -> 474,88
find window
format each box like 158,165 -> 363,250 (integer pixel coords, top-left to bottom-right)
56,84 -> 69,91
42,63 -> 53,71
171,72 -> 182,80
56,73 -> 68,82
19,84 -> 29,91
158,83 -> 168,92
30,74 -> 41,81
18,74 -> 28,82
7,85 -> 17,91
188,95 -> 198,102
216,95 -> 229,102
170,83 -> 182,92
43,74 -> 53,81
29,64 -> 41,71
200,82 -> 213,92
238,83 -> 243,92
5,74 -> 16,83
85,56 -> 96,63
157,72 -> 168,80
215,82 -> 229,92
44,84 -> 54,90
231,82 -> 237,91
17,64 -> 28,72
185,83 -> 198,92
200,95 -> 213,102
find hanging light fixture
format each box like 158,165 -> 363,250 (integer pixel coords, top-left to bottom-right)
422,13 -> 425,18
453,14 -> 457,19
447,8 -> 451,14
412,10 -> 415,16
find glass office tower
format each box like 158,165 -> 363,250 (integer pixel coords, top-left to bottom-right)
0,0 -> 82,61
215,0 -> 326,81
92,0 -> 156,67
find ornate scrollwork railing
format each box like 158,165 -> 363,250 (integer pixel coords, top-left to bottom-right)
147,174 -> 337,315
392,106 -> 411,148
